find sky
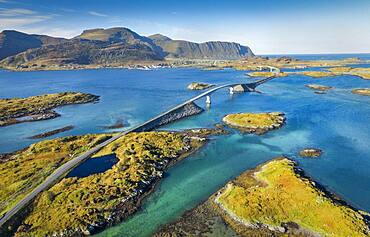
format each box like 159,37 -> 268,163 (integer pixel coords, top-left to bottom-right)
0,0 -> 369,55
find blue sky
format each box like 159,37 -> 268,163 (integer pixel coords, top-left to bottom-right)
0,0 -> 369,54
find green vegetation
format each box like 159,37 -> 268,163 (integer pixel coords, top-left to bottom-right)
0,134 -> 113,216
0,92 -> 99,126
296,71 -> 335,77
216,158 -> 370,237
222,112 -> 285,134
14,131 -> 208,236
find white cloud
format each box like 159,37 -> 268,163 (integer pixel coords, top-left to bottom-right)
88,11 -> 107,17
0,8 -> 36,17
0,7 -> 52,30
0,16 -> 50,28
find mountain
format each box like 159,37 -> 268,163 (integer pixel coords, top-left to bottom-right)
149,34 -> 254,60
0,30 -> 66,60
0,27 -> 254,69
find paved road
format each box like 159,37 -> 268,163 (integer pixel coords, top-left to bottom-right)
0,77 -> 275,227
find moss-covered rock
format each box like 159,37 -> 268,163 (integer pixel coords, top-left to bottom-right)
215,158 -> 370,236
222,112 -> 285,134
187,82 -> 214,90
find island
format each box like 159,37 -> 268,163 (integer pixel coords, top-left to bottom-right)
288,67 -> 370,80
222,112 -> 285,134
187,82 -> 214,90
0,92 -> 99,127
155,158 -> 370,237
2,128 -> 225,236
352,88 -> 370,96
299,148 -> 323,158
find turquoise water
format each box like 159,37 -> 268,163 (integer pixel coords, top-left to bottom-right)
1,55 -> 370,236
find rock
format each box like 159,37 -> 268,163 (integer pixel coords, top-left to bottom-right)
187,82 -> 214,90
232,84 -> 253,93
299,148 -> 322,158
305,84 -> 333,91
351,88 -> 370,96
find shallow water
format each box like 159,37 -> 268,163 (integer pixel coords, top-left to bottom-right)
1,54 -> 370,236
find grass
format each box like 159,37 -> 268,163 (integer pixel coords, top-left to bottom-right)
0,92 -> 99,120
14,131 -> 206,236
223,112 -> 285,130
0,134 -> 113,216
296,71 -> 335,78
217,158 -> 370,237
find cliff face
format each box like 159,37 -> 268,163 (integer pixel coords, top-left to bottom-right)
149,34 -> 254,59
0,27 -> 254,68
0,30 -> 66,60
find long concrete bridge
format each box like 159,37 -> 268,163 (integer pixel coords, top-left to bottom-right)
0,76 -> 275,229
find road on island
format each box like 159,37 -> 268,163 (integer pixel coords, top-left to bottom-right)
0,76 -> 275,228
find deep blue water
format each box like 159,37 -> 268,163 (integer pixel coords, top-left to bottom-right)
1,55 -> 370,236
67,154 -> 118,178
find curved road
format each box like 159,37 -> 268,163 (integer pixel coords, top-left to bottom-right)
0,77 -> 275,227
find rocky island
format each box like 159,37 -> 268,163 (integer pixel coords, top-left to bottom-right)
305,84 -> 333,91
187,82 -> 214,90
2,128 -> 225,236
222,112 -> 285,134
352,88 -> 370,96
299,148 -> 323,158
156,158 -> 370,237
0,92 -> 99,126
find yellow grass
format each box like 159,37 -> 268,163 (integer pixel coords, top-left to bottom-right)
217,158 -> 370,237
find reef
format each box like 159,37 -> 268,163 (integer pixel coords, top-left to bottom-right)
187,82 -> 214,90
222,112 -> 285,134
156,158 -> 370,237
6,129 -> 221,236
299,148 -> 323,158
0,92 -> 99,127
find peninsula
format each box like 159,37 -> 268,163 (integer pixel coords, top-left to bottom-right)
0,92 -> 99,126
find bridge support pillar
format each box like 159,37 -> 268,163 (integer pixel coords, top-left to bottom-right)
206,95 -> 211,105
229,87 -> 234,94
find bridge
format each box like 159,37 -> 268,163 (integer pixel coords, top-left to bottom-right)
256,65 -> 280,73
0,76 -> 275,228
